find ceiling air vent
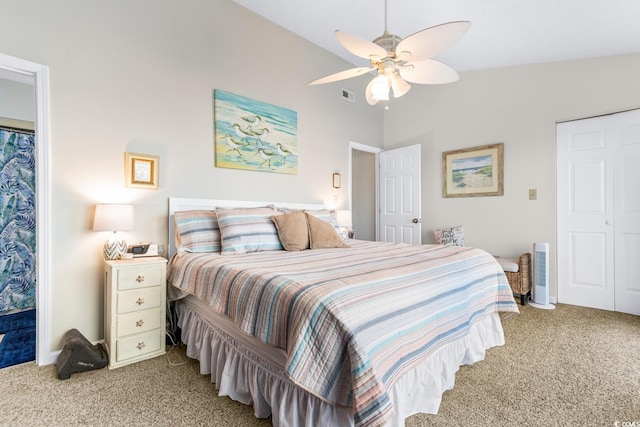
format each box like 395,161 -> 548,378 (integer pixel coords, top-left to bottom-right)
341,88 -> 355,103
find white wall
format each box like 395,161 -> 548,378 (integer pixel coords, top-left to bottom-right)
0,79 -> 34,121
384,53 -> 640,299
0,0 -> 383,353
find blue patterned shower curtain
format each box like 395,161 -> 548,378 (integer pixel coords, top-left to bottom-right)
0,127 -> 36,314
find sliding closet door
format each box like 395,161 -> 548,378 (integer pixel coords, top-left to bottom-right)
557,115 -> 615,311
557,109 -> 640,316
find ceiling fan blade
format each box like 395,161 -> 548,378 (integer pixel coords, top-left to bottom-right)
335,30 -> 388,60
399,59 -> 459,84
395,21 -> 471,62
309,67 -> 375,85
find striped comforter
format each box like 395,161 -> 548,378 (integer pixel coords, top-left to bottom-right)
167,240 -> 519,427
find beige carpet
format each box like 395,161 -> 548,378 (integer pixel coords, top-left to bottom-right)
0,304 -> 638,426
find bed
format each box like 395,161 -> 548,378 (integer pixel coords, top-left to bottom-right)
166,198 -> 519,427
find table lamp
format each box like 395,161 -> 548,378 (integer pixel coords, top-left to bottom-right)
336,210 -> 354,239
93,204 -> 134,260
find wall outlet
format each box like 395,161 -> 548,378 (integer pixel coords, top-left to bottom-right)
529,189 -> 537,200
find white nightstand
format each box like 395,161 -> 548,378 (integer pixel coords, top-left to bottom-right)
103,256 -> 167,369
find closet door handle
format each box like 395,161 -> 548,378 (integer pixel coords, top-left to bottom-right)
605,219 -> 613,225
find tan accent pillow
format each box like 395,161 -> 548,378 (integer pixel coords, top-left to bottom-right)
271,210 -> 309,251
306,212 -> 347,249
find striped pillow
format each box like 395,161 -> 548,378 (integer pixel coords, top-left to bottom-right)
216,206 -> 283,255
174,210 -> 221,253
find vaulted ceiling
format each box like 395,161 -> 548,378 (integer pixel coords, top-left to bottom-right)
234,0 -> 640,72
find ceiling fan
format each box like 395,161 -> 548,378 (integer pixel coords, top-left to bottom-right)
309,0 -> 471,105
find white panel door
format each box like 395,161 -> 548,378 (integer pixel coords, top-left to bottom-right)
378,144 -> 421,244
557,115 -> 615,310
613,110 -> 640,316
557,108 -> 640,316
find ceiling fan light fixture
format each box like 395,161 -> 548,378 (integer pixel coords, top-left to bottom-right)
370,74 -> 390,102
309,1 -> 470,106
390,73 -> 411,98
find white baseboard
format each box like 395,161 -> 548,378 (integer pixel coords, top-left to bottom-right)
44,350 -> 60,366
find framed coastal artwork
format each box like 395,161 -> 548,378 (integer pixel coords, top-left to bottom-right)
214,89 -> 298,174
442,143 -> 504,197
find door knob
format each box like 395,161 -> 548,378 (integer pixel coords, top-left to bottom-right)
412,218 -> 422,224
605,219 -> 613,225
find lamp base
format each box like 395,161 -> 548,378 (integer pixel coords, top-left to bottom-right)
103,237 -> 128,260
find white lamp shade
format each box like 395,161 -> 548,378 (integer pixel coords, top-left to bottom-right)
391,73 -> 411,98
93,204 -> 134,232
336,210 -> 352,227
93,204 -> 134,260
369,74 -> 390,102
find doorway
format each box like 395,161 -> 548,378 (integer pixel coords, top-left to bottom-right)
0,116 -> 36,368
349,142 -> 381,241
351,148 -> 376,240
349,142 -> 422,244
0,53 -> 52,366
557,108 -> 640,316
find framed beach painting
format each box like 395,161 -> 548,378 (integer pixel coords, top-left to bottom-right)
442,143 -> 504,197
214,89 -> 298,174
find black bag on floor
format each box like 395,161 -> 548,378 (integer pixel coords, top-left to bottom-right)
56,328 -> 108,380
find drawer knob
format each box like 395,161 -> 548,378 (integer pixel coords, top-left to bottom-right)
136,297 -> 144,305
137,342 -> 146,350
136,275 -> 145,283
136,319 -> 144,327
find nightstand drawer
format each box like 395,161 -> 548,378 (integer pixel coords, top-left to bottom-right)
116,307 -> 162,337
117,265 -> 163,291
117,287 -> 162,314
116,329 -> 162,362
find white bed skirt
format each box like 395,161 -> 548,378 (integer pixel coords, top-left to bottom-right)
176,296 -> 506,427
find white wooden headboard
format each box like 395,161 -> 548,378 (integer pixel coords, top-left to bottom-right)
168,198 -> 327,258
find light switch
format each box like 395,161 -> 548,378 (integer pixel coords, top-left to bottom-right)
529,189 -> 537,200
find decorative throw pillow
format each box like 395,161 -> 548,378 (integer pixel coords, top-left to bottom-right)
433,225 -> 465,246
305,209 -> 342,237
216,206 -> 283,255
174,210 -> 221,253
271,210 -> 310,251
306,212 -> 348,249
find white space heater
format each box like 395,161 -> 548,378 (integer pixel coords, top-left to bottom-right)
530,242 -> 555,309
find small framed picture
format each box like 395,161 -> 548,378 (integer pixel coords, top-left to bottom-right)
125,152 -> 159,189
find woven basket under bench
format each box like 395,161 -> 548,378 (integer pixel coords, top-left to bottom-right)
502,253 -> 531,305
